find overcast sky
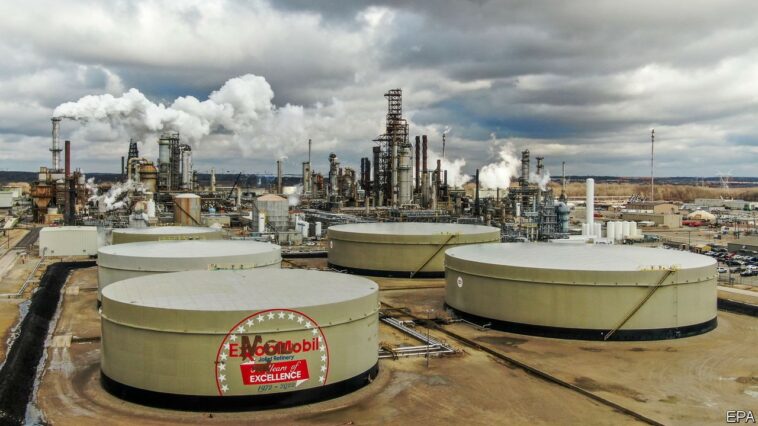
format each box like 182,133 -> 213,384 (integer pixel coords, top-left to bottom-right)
0,0 -> 756,178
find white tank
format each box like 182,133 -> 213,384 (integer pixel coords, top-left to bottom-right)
257,212 -> 266,232
146,199 -> 156,218
594,223 -> 602,239
606,222 -> 616,240
614,221 -> 623,240
581,223 -> 589,236
315,222 -> 322,238
301,222 -> 309,238
622,221 -> 631,238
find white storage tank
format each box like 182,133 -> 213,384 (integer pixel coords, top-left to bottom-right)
446,243 -> 717,341
97,240 -> 282,301
328,223 -> 501,278
100,269 -> 379,410
39,226 -> 99,257
111,226 -> 222,244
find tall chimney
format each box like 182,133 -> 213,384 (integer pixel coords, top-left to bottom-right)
415,136 -> 421,192
475,169 -> 480,217
65,140 -> 71,178
586,178 -> 595,236
276,160 -> 283,193
121,156 -> 125,179
422,135 -> 429,206
51,117 -> 62,171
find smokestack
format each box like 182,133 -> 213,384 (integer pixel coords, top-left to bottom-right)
444,170 -> 448,187
475,169 -> 480,217
308,138 -> 312,164
586,178 -> 595,236
210,167 -> 216,193
276,160 -> 283,193
415,136 -> 420,192
422,135 -> 428,174
121,156 -> 125,179
65,140 -> 71,178
51,117 -> 62,171
436,159 -> 441,187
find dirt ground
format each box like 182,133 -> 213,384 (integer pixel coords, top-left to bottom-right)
35,268 -> 643,425
18,267 -> 757,425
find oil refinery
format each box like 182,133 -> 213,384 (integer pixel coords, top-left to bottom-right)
0,87 -> 756,426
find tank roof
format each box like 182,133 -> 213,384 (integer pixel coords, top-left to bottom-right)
330,222 -> 499,236
446,243 -> 716,271
99,240 -> 279,259
102,269 -> 377,311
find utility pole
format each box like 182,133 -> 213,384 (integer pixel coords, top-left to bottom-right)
650,129 -> 655,202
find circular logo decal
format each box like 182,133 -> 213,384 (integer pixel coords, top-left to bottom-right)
214,309 -> 330,396
457,276 -> 463,288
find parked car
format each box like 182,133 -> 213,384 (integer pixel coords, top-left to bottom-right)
717,267 -> 728,273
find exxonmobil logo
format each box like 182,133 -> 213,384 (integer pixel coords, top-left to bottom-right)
228,335 -> 321,360
214,308 -> 330,396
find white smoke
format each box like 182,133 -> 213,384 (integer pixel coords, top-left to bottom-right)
529,170 -> 552,191
89,180 -> 144,211
478,142 -> 521,189
52,74 -> 343,158
427,149 -> 471,188
288,184 -> 302,207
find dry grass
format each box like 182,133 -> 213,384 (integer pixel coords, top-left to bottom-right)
550,182 -> 758,202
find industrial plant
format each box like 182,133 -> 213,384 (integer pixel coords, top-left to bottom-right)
0,86 -> 755,426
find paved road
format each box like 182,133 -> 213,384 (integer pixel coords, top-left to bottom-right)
14,227 -> 39,249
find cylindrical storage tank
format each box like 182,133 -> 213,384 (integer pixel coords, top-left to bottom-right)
328,223 -> 500,278
446,243 -> 717,341
315,222 -> 322,238
111,226 -> 222,244
606,221 -> 616,240
621,221 -> 631,239
614,221 -> 623,240
593,223 -> 601,239
581,223 -> 588,236
100,269 -> 379,410
629,221 -> 638,238
174,193 -> 201,225
97,240 -> 282,301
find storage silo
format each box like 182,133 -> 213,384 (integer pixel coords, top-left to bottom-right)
174,193 -> 201,225
97,240 -> 281,301
254,194 -> 289,231
445,243 -> 717,341
100,269 -> 379,410
328,223 -> 500,277
111,226 -> 222,244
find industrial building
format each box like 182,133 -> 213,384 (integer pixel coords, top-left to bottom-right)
110,226 -> 223,244
97,240 -> 282,300
100,269 -> 379,410
445,243 -> 718,340
327,222 -> 500,277
38,226 -> 100,257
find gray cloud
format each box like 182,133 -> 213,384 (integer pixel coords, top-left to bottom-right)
0,0 -> 755,177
